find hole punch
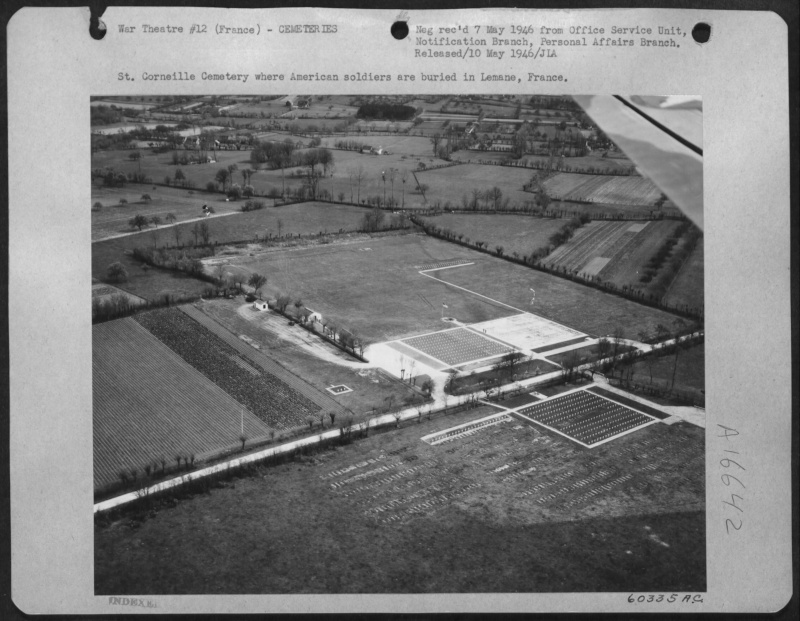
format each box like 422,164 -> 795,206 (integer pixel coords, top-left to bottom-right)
691,22 -> 710,44
90,17 -> 107,40
90,5 -> 107,40
391,21 -> 409,40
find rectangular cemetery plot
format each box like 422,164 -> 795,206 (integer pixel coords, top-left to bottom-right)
470,313 -> 586,353
327,384 -> 353,395
516,390 -> 656,447
421,413 -> 512,446
402,327 -> 514,366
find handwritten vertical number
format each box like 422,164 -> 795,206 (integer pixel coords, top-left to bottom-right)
720,457 -> 745,470
725,518 -> 742,534
720,473 -> 745,488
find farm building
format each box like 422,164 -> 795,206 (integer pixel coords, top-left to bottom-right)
253,300 -> 268,311
299,307 -> 322,324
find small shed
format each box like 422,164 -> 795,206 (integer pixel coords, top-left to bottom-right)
253,300 -> 268,311
299,307 -> 322,324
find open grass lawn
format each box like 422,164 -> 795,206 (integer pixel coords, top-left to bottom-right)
91,186 -> 240,241
417,163 -> 537,207
221,233 -> 688,345
162,201 -> 378,244
663,236 -> 704,312
93,318 -> 273,490
93,236 -> 211,301
250,149 -> 436,208
92,148 -> 252,189
327,134 -> 435,156
222,234 -> 518,343
91,203 -> 386,300
623,343 -> 705,395
433,253 -> 691,338
421,212 -> 569,257
520,153 -> 634,173
95,405 -> 704,594
196,298 -> 427,416
449,150 -> 515,164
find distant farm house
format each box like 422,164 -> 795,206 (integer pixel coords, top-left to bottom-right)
363,146 -> 389,156
252,300 -> 268,311
299,307 -> 322,324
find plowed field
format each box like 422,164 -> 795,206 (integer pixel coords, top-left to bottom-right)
93,318 -> 271,489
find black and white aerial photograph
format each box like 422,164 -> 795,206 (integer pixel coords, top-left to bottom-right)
91,93 -> 705,594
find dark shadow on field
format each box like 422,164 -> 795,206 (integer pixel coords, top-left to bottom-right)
95,508 -> 705,595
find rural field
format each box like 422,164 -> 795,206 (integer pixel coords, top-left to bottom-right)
93,149 -> 252,189
196,298 -> 427,416
210,232 -> 690,344
214,233 -> 519,343
93,318 -> 272,490
519,153 -> 635,173
249,147 -> 436,207
431,253 -> 691,338
95,402 -> 704,594
663,236 -> 704,312
134,307 -> 344,429
91,202 -> 397,301
421,213 -> 569,258
620,343 -> 706,400
543,173 -> 663,206
544,219 -> 687,293
417,163 -> 535,207
92,94 -> 705,597
91,186 -> 240,241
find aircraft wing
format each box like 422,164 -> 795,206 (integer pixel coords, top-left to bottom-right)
573,95 -> 703,230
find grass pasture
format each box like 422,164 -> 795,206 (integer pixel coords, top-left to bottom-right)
221,234 -> 519,343
250,149 -> 437,208
663,236 -> 704,312
421,213 -> 569,258
91,202 -> 388,301
92,148 -> 252,190
220,233 -> 687,345
161,201 -> 378,245
520,153 -> 634,173
417,164 -> 537,207
431,253 -> 690,338
330,134 -> 436,157
91,186 -> 240,241
95,404 -> 704,594
93,318 -> 272,490
621,343 -> 706,396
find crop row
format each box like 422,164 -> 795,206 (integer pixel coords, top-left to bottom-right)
93,318 -> 272,489
546,221 -> 633,272
543,173 -> 661,206
135,308 -> 321,429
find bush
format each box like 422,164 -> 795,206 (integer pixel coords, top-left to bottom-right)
106,262 -> 128,283
241,199 -> 265,212
92,202 -> 103,212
